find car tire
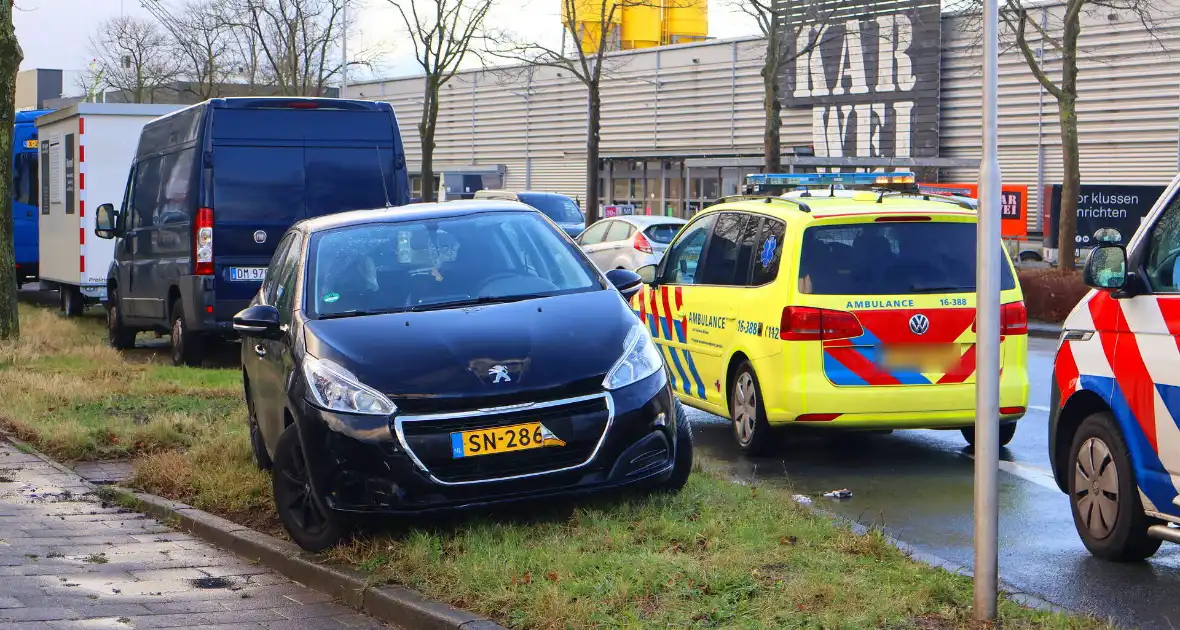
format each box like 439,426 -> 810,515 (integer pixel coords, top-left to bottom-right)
272,425 -> 348,552
731,362 -> 774,455
61,286 -> 84,318
170,299 -> 204,367
245,379 -> 272,472
106,288 -> 137,350
961,422 -> 1017,447
659,399 -> 694,493
1068,412 -> 1162,561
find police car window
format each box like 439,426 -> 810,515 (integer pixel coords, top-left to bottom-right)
798,222 -> 1016,295
580,221 -> 611,245
698,213 -> 746,286
661,214 -> 716,285
751,218 -> 786,286
1145,195 -> 1180,292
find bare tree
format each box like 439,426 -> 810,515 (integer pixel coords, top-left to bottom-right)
1001,0 -> 1160,268
0,1 -> 20,339
227,0 -> 351,96
142,0 -> 238,99
490,0 -> 664,225
734,0 -> 844,172
86,16 -> 182,103
390,0 -> 493,202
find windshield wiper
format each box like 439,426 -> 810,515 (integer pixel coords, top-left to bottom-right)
317,307 -> 408,320
909,284 -> 973,293
409,295 -> 533,312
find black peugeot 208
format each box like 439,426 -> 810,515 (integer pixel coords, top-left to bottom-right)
234,200 -> 692,550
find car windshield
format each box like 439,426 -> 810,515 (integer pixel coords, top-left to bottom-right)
306,211 -> 601,318
798,222 -> 1017,295
644,223 -> 683,244
521,194 -> 584,223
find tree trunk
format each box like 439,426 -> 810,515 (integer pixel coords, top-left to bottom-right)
762,50 -> 782,173
584,83 -> 602,227
0,3 -> 22,340
419,76 -> 439,203
1057,95 -> 1079,270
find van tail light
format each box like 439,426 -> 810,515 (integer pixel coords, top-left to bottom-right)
971,301 -> 1028,335
780,307 -> 863,341
194,207 -> 214,276
633,231 -> 653,254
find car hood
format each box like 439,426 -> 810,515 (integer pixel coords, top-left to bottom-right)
303,289 -> 635,404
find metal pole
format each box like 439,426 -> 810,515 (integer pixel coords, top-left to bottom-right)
340,0 -> 348,98
974,0 -> 1002,619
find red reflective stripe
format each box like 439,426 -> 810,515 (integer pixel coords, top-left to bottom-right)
78,117 -> 84,135
79,228 -> 85,245
660,286 -> 676,341
1090,297 -> 1158,450
824,347 -> 900,386
79,173 -> 84,190
79,256 -> 84,273
674,286 -> 687,339
78,145 -> 84,162
638,288 -> 648,322
1054,341 -> 1080,405
648,287 -> 661,336
937,344 -> 977,384
79,200 -> 84,217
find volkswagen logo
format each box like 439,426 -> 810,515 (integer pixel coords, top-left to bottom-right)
253,230 -> 267,244
908,314 -> 930,336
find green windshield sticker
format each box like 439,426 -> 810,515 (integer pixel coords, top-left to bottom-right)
324,293 -> 340,303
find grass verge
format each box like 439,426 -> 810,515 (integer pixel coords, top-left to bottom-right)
3,303 -> 1111,629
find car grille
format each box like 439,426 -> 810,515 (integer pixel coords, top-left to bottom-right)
395,394 -> 611,484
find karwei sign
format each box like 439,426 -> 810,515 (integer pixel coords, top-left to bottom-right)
780,0 -> 941,160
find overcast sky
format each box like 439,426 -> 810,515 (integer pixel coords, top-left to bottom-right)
14,0 -> 757,91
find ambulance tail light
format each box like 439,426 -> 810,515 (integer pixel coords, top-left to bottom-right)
194,207 -> 214,276
780,307 -> 863,341
633,231 -> 653,254
970,301 -> 1028,335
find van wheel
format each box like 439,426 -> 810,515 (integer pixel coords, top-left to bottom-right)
272,425 -> 349,552
106,288 -> 137,350
170,299 -> 204,367
731,362 -> 774,455
61,287 -> 84,318
961,422 -> 1018,447
1068,412 -> 1162,561
658,399 -> 694,493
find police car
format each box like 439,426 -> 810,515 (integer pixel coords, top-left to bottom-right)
1052,177 -> 1180,560
633,171 -> 1030,454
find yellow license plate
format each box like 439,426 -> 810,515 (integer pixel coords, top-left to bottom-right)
24,139 -> 38,149
881,344 -> 962,372
450,422 -> 566,458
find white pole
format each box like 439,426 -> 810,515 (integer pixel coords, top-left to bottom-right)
340,0 -> 349,98
974,0 -> 1002,619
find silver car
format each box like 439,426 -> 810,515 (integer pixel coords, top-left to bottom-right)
577,215 -> 687,271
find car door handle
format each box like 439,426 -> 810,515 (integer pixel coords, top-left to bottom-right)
611,245 -> 624,250
253,344 -> 266,358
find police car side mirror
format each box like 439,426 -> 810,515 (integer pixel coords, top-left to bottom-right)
636,264 -> 657,285
1083,245 -> 1128,292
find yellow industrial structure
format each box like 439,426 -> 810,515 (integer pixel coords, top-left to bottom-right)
563,0 -> 708,54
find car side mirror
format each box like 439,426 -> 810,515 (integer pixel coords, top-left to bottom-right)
233,305 -> 283,340
635,264 -> 657,285
1083,245 -> 1128,292
94,203 -> 119,240
606,268 -> 643,302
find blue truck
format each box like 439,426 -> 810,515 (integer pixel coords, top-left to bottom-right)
12,109 -> 53,284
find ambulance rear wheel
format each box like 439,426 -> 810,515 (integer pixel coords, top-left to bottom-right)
961,422 -> 1017,447
731,362 -> 773,456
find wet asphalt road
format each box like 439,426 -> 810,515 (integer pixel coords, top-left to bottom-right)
685,337 -> 1180,629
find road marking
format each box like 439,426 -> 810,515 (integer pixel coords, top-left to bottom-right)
1029,405 -> 1050,412
962,453 -> 1060,491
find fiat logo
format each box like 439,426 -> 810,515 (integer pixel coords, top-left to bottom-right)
253,230 -> 267,244
908,314 -> 930,336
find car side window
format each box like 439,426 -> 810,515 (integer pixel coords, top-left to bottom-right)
262,235 -> 295,304
273,239 -> 303,322
1145,195 -> 1180,292
751,218 -> 786,286
580,221 -> 611,245
697,212 -> 746,286
605,221 -> 633,242
660,214 -> 716,285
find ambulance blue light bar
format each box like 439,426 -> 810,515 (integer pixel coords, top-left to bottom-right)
746,171 -> 917,187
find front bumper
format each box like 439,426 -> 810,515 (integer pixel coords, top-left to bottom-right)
292,371 -> 679,515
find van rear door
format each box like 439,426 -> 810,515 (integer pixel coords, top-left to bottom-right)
209,100 -> 407,312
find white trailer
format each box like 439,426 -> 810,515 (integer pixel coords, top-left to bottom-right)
36,103 -> 181,315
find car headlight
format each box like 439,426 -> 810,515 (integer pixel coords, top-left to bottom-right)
303,355 -> 397,415
603,323 -> 665,390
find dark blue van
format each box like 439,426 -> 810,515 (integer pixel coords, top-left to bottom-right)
93,97 -> 409,366
12,109 -> 52,284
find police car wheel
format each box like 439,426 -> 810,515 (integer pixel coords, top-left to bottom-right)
659,399 -> 694,493
272,425 -> 349,552
1068,412 -> 1162,561
960,423 -> 1017,447
731,363 -> 773,455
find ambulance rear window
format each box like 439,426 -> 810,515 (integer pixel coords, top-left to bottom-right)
798,222 -> 1016,295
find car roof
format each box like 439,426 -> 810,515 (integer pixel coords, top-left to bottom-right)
479,189 -> 569,199
296,200 -> 537,233
705,193 -> 978,223
603,215 -> 687,226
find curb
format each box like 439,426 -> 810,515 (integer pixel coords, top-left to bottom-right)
108,488 -> 506,630
0,434 -> 504,630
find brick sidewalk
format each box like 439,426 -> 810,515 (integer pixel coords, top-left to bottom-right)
0,440 -> 392,629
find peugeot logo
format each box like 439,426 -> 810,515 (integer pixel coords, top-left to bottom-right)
253,230 -> 267,244
488,365 -> 511,383
909,314 -> 930,336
